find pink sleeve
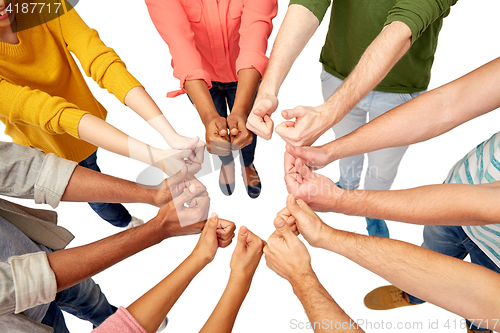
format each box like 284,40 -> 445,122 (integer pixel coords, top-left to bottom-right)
92,307 -> 147,333
145,0 -> 212,97
236,0 -> 278,76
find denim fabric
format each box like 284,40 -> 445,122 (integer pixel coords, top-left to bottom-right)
78,151 -> 131,227
41,278 -> 116,331
406,225 -> 499,331
321,69 -> 425,191
207,81 -> 257,167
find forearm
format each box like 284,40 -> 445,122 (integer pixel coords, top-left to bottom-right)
124,87 -> 181,144
291,272 -> 363,333
331,183 -> 500,226
199,272 -> 252,333
258,4 -> 319,98
325,57 -> 500,162
232,68 -> 262,117
184,80 -> 219,126
321,228 -> 500,326
47,220 -> 166,293
61,166 -> 166,206
127,254 -> 207,333
320,21 -> 411,125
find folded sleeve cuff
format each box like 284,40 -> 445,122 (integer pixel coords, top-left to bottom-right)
168,69 -> 212,98
236,52 -> 269,77
34,153 -> 78,209
289,0 -> 330,23
9,252 -> 56,314
57,108 -> 89,139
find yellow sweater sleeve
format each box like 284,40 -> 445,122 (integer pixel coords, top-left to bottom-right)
58,9 -> 142,104
0,79 -> 88,139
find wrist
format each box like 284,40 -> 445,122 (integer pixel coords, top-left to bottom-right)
188,252 -> 212,268
290,268 -> 318,292
229,270 -> 253,289
200,111 -> 221,127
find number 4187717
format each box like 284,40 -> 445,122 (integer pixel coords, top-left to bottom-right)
5,2 -> 62,14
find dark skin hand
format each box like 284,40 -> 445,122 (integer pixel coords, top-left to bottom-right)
185,69 -> 261,154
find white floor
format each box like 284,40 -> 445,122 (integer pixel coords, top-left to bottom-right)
3,0 -> 500,332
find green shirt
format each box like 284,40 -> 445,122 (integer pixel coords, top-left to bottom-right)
289,0 -> 457,93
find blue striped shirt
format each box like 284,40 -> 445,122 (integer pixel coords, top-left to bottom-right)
445,131 -> 500,268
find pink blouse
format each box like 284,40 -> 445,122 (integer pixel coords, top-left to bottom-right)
146,0 -> 278,97
92,307 -> 147,333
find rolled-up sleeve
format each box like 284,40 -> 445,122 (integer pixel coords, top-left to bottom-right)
236,0 -> 278,76
289,0 -> 331,23
385,0 -> 457,44
0,252 -> 56,316
0,143 -> 77,208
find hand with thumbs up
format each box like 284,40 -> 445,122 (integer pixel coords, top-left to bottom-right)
264,215 -> 313,283
192,213 -> 236,264
229,226 -> 266,278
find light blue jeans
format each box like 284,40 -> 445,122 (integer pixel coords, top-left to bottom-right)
320,68 -> 425,191
406,225 -> 499,331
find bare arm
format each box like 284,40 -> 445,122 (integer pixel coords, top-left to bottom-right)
277,21 -> 412,146
226,68 -> 262,150
320,227 -> 500,328
126,216 -> 235,333
292,272 -> 364,333
331,181 -> 500,226
124,87 -> 200,150
288,57 -> 500,168
283,195 -> 500,330
264,218 -> 363,333
200,227 -> 264,333
185,80 -> 231,156
246,4 -> 319,139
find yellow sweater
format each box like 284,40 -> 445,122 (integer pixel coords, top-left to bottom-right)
0,6 -> 142,162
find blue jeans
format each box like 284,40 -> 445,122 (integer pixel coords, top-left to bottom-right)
41,278 -> 116,332
208,81 -> 257,167
407,225 -> 500,331
79,150 -> 131,227
321,69 -> 425,191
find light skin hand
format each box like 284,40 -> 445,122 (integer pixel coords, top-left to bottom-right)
230,226 -> 266,278
276,194 -> 326,248
245,93 -> 278,140
284,153 -> 341,211
192,213 -> 235,264
276,105 -> 331,147
215,215 -> 236,248
264,216 -> 314,283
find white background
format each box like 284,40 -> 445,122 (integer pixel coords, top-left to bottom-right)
2,0 -> 500,332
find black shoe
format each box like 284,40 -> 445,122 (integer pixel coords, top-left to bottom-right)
219,164 -> 235,196
243,165 -> 261,199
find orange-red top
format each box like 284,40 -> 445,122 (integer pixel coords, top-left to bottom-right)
146,0 -> 278,97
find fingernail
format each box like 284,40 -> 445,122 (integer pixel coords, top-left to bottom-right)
211,212 -> 218,220
276,218 -> 285,227
189,184 -> 197,193
291,194 -> 296,204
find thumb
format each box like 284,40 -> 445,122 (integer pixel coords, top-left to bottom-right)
173,185 -> 197,208
274,217 -> 294,240
296,158 -> 315,180
166,164 -> 188,187
227,116 -> 240,136
207,212 -> 218,229
236,226 -> 249,250
281,107 -> 305,120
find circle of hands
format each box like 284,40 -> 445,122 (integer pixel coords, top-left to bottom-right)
152,143 -> 342,285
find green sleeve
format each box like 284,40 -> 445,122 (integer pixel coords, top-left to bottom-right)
384,0 -> 458,44
289,0 -> 331,23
